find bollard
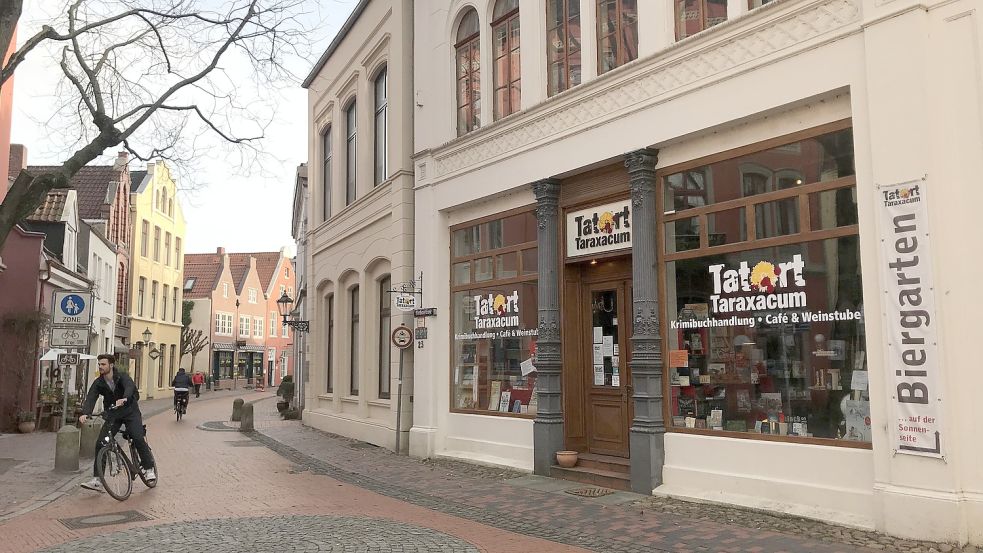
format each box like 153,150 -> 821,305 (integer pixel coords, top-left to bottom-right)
231,398 -> 244,422
79,419 -> 103,458
240,403 -> 254,432
55,425 -> 80,472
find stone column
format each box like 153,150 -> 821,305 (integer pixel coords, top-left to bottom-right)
532,178 -> 563,476
625,148 -> 666,494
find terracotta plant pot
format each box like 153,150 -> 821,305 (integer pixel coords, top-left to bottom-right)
18,421 -> 35,433
555,450 -> 578,468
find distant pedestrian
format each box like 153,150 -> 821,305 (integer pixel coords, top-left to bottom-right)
192,371 -> 204,398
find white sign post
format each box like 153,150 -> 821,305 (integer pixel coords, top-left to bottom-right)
877,179 -> 943,458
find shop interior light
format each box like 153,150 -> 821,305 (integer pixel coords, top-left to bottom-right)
734,334 -> 755,347
590,259 -> 598,265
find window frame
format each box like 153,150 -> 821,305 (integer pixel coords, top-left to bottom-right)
373,67 -> 388,186
151,281 -> 158,318
349,285 -> 360,396
153,226 -> 161,262
656,118 -> 870,450
162,284 -> 168,321
164,232 -> 171,266
345,100 -> 357,206
322,125 -> 332,221
455,9 -> 482,136
546,0 -> 582,97
378,276 -> 392,399
491,2 -> 521,120
595,0 -> 638,74
674,0 -> 728,41
138,277 -> 146,317
140,220 -> 149,257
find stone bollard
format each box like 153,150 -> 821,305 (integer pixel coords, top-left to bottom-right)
240,403 -> 254,432
79,419 -> 103,458
55,425 -> 80,472
231,398 -> 244,422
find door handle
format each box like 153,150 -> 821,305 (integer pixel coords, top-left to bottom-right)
624,384 -> 634,398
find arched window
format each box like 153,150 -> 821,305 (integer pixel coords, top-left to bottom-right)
492,0 -> 520,120
374,67 -> 388,186
455,9 -> 481,136
675,0 -> 727,41
322,125 -> 332,221
546,0 -> 582,96
345,101 -> 357,205
596,0 -> 638,74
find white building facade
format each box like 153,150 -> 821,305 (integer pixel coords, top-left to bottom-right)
80,222 -> 117,356
410,0 -> 983,546
302,0 -> 416,451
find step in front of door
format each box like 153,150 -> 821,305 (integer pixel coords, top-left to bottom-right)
576,453 -> 631,475
550,464 -> 631,492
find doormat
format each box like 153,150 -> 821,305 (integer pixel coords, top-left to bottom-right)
59,510 -> 152,530
565,487 -> 615,498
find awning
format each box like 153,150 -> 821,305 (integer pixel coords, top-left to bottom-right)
114,338 -> 128,352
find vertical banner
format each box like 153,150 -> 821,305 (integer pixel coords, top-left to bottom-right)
877,180 -> 943,458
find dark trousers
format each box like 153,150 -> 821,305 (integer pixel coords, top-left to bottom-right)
193,384 -> 201,397
93,410 -> 154,476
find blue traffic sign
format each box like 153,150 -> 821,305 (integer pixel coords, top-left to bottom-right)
60,294 -> 86,316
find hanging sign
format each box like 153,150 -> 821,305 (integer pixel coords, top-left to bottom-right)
394,293 -> 417,311
877,180 -> 943,458
566,200 -> 632,258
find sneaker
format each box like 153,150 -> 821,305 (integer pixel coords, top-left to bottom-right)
80,477 -> 104,492
143,468 -> 157,482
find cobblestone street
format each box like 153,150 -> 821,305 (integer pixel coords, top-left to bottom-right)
0,395 -> 966,553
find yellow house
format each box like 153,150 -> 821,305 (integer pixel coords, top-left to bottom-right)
127,161 -> 186,399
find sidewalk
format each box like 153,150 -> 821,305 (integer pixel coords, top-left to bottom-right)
246,398 -> 969,553
0,387 -> 267,522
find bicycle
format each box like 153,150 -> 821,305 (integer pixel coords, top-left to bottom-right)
96,410 -> 159,501
174,390 -> 189,421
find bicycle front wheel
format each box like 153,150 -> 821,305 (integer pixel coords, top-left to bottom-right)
96,446 -> 132,501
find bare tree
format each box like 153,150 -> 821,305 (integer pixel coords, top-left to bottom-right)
180,326 -> 209,372
0,0 -> 313,250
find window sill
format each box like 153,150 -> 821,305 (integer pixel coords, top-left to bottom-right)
367,399 -> 391,408
340,395 -> 359,404
667,427 -> 872,449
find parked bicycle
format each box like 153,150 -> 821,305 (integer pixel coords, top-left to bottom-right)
96,409 -> 159,501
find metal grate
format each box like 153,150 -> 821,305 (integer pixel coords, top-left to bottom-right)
565,487 -> 615,498
59,510 -> 152,530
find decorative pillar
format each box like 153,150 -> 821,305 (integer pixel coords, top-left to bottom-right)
532,178 -> 563,476
625,148 -> 666,494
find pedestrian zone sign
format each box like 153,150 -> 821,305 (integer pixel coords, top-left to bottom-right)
52,291 -> 93,326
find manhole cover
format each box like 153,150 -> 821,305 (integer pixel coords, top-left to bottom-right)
565,487 -> 615,498
198,421 -> 240,432
347,442 -> 377,450
227,440 -> 264,447
59,510 -> 152,530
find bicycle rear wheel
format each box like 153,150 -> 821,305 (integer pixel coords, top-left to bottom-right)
176,406 -> 182,421
96,446 -> 132,501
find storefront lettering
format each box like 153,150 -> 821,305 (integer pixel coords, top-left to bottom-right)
473,291 -> 520,329
566,201 -> 633,257
890,213 -> 931,405
708,254 -> 807,314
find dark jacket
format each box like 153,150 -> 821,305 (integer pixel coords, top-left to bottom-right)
172,370 -> 193,389
81,369 -> 140,416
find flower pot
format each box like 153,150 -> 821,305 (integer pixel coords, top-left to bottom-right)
18,421 -> 35,433
555,450 -> 578,468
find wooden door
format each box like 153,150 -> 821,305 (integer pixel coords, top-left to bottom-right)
582,275 -> 634,457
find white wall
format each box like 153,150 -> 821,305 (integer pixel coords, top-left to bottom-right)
86,229 -> 117,356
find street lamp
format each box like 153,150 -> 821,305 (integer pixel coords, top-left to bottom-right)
277,292 -> 309,333
135,328 -> 154,397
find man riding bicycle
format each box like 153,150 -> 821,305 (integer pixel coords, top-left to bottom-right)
79,354 -> 156,491
172,367 -> 193,414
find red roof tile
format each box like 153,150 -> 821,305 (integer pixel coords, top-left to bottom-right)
228,252 -> 281,292
182,253 -> 225,298
25,165 -> 126,220
27,190 -> 70,222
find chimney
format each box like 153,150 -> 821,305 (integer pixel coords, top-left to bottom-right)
8,144 -> 26,179
216,247 -> 226,255
113,150 -> 128,170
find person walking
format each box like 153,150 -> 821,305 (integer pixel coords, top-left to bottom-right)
192,371 -> 204,398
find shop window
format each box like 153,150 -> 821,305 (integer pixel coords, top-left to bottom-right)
660,123 -> 869,446
596,0 -> 638,74
547,0 -> 582,96
675,0 -> 727,41
456,8 -> 481,136
492,0 -> 521,120
451,210 -> 538,417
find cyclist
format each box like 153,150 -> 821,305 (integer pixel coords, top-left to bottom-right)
171,367 -> 193,414
78,353 -> 156,491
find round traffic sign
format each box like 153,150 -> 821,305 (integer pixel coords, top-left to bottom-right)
391,325 -> 413,349
61,294 -> 86,316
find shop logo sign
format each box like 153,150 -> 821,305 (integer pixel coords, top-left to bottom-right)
566,201 -> 632,258
882,184 -> 921,207
394,293 -> 417,311
474,291 -> 520,329
708,254 -> 807,314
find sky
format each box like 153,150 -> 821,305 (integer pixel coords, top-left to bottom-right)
10,0 -> 359,256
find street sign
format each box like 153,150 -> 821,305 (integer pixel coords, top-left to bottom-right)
413,307 -> 437,317
52,291 -> 93,327
57,353 -> 80,365
148,348 -> 161,360
51,327 -> 88,347
414,327 -> 428,340
394,293 -> 417,311
391,325 -> 413,349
